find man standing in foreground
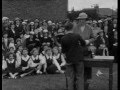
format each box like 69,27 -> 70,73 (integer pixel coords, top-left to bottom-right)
73,12 -> 96,90
61,22 -> 86,90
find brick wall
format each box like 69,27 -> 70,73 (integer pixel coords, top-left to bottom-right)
2,0 -> 68,21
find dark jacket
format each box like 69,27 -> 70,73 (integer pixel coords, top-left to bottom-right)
61,33 -> 86,63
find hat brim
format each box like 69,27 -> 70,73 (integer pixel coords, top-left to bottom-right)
76,17 -> 87,19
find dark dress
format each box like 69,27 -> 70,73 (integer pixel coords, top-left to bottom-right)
6,59 -> 19,74
19,56 -> 34,74
55,54 -> 66,70
45,55 -> 57,74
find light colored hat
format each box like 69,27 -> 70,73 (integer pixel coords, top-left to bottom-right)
52,23 -> 55,25
77,12 -> 88,19
98,20 -> 102,23
24,20 -> 28,22
34,19 -> 39,23
30,22 -> 34,25
43,29 -> 48,33
15,17 -> 20,21
93,20 -> 97,24
22,22 -> 27,25
29,31 -> 34,35
2,17 -> 9,21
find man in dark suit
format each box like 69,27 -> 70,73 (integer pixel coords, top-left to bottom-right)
61,22 -> 86,90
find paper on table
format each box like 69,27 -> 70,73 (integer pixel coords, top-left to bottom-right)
93,56 -> 114,60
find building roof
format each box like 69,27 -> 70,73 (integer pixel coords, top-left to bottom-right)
99,8 -> 117,16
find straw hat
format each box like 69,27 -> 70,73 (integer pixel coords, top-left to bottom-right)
93,20 -> 97,24
76,12 -> 88,19
98,20 -> 102,23
2,17 -> 9,21
30,22 -> 34,25
43,29 -> 48,33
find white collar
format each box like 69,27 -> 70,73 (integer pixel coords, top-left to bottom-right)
53,53 -> 60,59
45,54 -> 52,59
31,55 -> 39,60
22,55 -> 30,61
7,59 -> 15,63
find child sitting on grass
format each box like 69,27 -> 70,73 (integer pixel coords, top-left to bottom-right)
18,48 -> 35,78
44,47 -> 64,74
4,53 -> 19,79
52,46 -> 66,71
29,48 -> 44,74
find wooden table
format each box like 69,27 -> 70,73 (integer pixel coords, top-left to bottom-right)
84,56 -> 114,90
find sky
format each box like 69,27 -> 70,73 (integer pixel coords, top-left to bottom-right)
68,0 -> 118,11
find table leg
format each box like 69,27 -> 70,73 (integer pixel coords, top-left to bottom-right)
109,65 -> 113,90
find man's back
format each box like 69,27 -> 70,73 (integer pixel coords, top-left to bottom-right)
61,33 -> 85,63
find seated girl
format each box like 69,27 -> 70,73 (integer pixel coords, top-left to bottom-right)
29,48 -> 46,74
44,47 -> 64,74
4,53 -> 19,79
18,48 -> 35,78
52,46 -> 66,70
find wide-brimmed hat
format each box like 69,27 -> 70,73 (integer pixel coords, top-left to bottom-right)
98,20 -> 102,23
43,29 -> 48,33
15,17 -> 20,21
34,19 -> 39,23
30,22 -> 34,25
93,20 -> 97,24
2,17 -> 9,21
76,12 -> 88,19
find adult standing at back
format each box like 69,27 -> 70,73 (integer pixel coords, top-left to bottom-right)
73,12 -> 96,90
61,22 -> 86,90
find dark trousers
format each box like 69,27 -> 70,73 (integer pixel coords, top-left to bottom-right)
65,62 -> 84,90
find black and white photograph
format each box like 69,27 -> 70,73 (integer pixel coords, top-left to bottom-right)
2,0 -> 118,90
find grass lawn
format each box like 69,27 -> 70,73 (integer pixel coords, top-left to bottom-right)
2,63 -> 117,90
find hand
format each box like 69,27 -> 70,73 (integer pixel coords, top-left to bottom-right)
85,40 -> 90,45
22,67 -> 27,71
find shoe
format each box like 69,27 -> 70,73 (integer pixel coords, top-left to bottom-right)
36,70 -> 42,74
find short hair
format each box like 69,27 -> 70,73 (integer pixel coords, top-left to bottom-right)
64,22 -> 73,31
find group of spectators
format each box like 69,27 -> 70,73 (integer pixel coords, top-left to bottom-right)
2,15 -> 117,79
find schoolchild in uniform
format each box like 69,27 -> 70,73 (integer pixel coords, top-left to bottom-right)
29,48 -> 43,74
52,46 -> 66,71
40,44 -> 49,56
44,47 -> 64,74
4,53 -> 19,79
18,48 -> 34,78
